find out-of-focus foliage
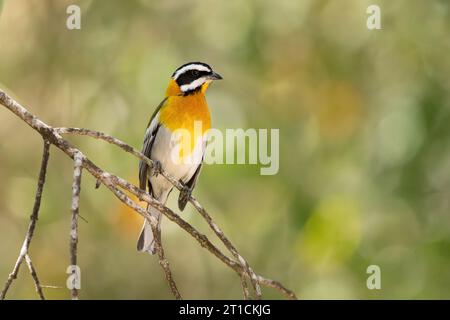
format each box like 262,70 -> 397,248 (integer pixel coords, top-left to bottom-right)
0,0 -> 449,299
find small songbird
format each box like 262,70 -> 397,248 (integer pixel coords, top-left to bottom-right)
137,62 -> 222,254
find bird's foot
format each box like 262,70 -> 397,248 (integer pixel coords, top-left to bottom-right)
152,160 -> 162,177
179,182 -> 192,200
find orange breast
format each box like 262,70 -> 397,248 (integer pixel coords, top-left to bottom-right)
159,89 -> 211,159
159,92 -> 211,133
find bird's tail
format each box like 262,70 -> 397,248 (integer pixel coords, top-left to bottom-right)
137,192 -> 169,255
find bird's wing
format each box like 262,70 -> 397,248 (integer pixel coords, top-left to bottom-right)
138,97 -> 167,191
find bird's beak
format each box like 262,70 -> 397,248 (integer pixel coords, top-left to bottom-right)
208,72 -> 223,80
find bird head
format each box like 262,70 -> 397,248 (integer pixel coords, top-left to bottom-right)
166,62 -> 222,96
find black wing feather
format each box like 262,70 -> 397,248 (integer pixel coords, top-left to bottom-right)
138,97 -> 167,191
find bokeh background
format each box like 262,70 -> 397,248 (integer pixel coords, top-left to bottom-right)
0,0 -> 449,299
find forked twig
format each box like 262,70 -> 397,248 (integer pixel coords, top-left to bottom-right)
0,140 -> 50,300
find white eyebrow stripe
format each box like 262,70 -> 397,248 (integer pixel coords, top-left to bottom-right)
179,77 -> 207,92
173,64 -> 211,80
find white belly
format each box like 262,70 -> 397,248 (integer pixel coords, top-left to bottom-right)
148,125 -> 205,197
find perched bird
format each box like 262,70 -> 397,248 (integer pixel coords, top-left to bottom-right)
137,62 -> 222,254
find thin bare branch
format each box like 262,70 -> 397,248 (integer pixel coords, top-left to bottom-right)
150,220 -> 182,299
24,254 -> 45,300
69,152 -> 83,300
240,274 -> 250,300
257,276 -> 298,300
41,285 -> 64,289
0,140 -> 50,300
0,254 -> 24,300
189,197 -> 262,298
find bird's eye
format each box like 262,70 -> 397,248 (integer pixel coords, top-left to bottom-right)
191,70 -> 199,76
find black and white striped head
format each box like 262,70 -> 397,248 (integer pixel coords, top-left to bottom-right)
172,62 -> 222,94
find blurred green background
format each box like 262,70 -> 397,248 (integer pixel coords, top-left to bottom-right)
0,0 -> 449,299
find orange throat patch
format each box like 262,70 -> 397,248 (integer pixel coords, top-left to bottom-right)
161,80 -> 212,133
